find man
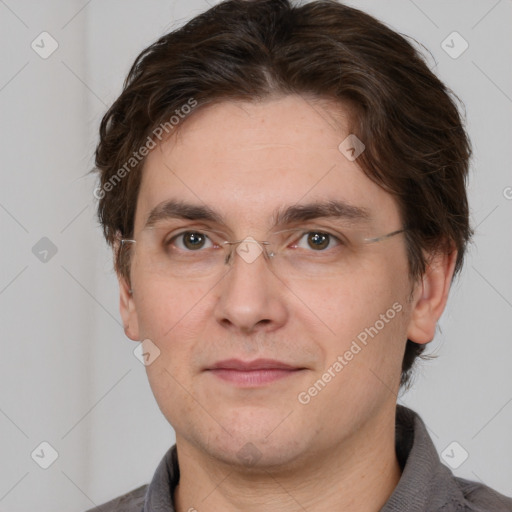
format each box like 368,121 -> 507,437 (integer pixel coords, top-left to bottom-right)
90,0 -> 512,510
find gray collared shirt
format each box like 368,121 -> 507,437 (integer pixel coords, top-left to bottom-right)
89,405 -> 512,511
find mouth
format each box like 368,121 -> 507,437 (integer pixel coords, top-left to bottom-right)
205,358 -> 306,387
206,359 -> 306,388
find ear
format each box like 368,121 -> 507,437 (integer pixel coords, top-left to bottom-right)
406,249 -> 458,344
119,273 -> 140,341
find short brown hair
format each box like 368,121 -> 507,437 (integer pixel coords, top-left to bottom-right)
93,0 -> 472,388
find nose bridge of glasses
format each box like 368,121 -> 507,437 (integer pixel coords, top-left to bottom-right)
223,236 -> 273,265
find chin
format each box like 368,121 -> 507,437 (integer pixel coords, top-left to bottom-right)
189,414 -> 310,471
205,436 -> 307,472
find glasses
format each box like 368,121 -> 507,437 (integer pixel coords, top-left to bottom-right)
120,224 -> 406,281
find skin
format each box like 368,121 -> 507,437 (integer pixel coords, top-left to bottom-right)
118,94 -> 457,511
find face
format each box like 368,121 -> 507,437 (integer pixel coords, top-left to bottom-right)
120,95 -> 427,470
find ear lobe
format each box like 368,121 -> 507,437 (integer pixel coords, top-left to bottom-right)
406,249 -> 458,344
119,274 -> 140,341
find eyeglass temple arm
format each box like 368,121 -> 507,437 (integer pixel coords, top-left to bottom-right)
364,228 -> 406,244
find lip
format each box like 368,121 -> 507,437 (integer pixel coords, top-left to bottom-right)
205,358 -> 305,387
207,358 -> 299,371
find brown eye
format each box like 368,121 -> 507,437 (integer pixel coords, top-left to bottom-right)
306,232 -> 330,250
174,231 -> 212,251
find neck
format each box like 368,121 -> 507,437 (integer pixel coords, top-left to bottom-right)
174,404 -> 401,512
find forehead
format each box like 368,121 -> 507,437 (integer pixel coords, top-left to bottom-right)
134,95 -> 401,232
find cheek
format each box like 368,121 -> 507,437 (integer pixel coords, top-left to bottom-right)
136,282 -> 207,419
144,360 -> 203,437
300,275 -> 410,426
313,269 -> 407,334
132,281 -> 210,394
311,255 -> 411,374
132,276 -> 212,342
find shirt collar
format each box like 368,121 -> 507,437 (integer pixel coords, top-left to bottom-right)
380,405 -> 465,511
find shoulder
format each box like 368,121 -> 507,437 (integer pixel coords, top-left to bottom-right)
391,406 -> 512,512
454,476 -> 512,511
84,484 -> 148,512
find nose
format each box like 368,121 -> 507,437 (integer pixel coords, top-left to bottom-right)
213,242 -> 288,334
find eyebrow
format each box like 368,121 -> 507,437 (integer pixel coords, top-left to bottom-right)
143,198 -> 371,230
144,200 -> 223,229
273,200 -> 370,225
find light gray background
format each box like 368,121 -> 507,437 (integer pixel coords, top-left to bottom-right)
0,1 -> 511,511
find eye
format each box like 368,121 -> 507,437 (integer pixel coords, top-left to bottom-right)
171,231 -> 215,251
294,231 -> 341,251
